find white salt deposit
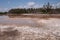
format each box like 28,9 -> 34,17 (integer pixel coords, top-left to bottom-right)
0,18 -> 60,40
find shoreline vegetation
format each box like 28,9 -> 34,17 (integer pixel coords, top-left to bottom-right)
0,2 -> 60,16
6,14 -> 60,18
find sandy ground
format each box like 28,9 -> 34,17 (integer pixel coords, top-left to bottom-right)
0,16 -> 60,40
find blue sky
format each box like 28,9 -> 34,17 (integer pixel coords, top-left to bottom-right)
0,0 -> 60,12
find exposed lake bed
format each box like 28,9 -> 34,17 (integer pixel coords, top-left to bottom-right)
0,15 -> 60,40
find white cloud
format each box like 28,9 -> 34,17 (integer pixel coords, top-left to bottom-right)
57,2 -> 60,6
8,1 -> 10,4
0,8 -> 10,12
0,2 -> 43,12
52,4 -> 56,9
56,2 -> 60,8
52,2 -> 60,9
18,2 -> 42,8
27,2 -> 35,7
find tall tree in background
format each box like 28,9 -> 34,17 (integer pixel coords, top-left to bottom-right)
8,2 -> 53,14
42,2 -> 52,13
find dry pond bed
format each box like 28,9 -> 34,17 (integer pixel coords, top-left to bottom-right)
0,15 -> 60,40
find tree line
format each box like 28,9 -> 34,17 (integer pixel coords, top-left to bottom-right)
0,2 -> 60,15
